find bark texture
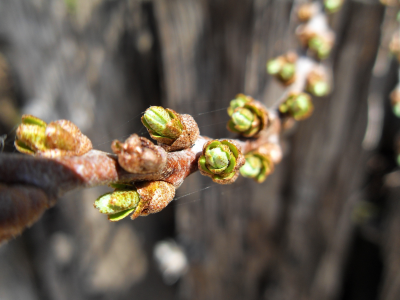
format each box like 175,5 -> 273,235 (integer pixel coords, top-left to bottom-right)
0,1 -> 397,300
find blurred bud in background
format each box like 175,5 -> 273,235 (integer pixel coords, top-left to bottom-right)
153,239 -> 188,285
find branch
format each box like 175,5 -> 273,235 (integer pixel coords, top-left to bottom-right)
0,1 -> 341,243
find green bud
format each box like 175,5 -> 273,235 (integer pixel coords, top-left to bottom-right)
15,115 -> 92,157
309,36 -> 332,59
231,108 -> 254,131
266,59 -> 282,75
227,97 -> 267,137
397,154 -> 400,166
16,124 -> 47,152
310,81 -> 329,97
294,95 -> 311,117
309,36 -> 324,51
317,44 -> 331,60
279,93 -> 314,121
393,103 -> 400,118
204,143 -> 232,174
324,0 -> 343,13
240,153 -> 273,183
199,140 -> 245,184
227,94 -> 250,116
206,147 -> 230,170
144,107 -> 171,132
279,63 -> 296,81
142,106 -> 183,145
240,155 -> 262,178
94,184 -> 140,220
143,106 -> 180,139
17,115 -> 48,153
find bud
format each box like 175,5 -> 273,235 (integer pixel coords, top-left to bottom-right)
240,155 -> 262,178
15,115 -> 92,157
231,108 -> 254,132
266,52 -> 297,85
142,106 -> 183,145
306,68 -> 331,97
205,145 -> 230,173
198,140 -> 245,184
308,36 -> 332,60
227,94 -> 269,137
266,59 -> 283,75
142,107 -> 199,151
240,152 -> 274,183
394,104 -> 400,118
296,26 -> 335,60
45,122 -> 78,151
279,93 -> 314,121
310,81 -> 329,97
94,181 -> 176,221
324,0 -> 343,13
111,134 -> 167,174
131,181 -> 176,219
15,116 -> 47,154
227,94 -> 251,116
94,183 -> 140,221
280,63 -> 296,81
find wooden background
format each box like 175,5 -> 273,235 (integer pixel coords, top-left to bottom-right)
0,0 -> 399,299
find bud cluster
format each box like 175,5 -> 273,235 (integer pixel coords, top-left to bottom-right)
266,52 -> 297,85
15,115 -> 92,157
227,94 -> 269,137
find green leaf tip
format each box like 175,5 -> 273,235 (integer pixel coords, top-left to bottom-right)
94,187 -> 140,220
142,106 -> 183,145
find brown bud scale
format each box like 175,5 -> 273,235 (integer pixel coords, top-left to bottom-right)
158,113 -> 200,152
112,134 -> 167,174
131,181 -> 176,219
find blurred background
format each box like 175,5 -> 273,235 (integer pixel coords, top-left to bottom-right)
0,0 -> 399,299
